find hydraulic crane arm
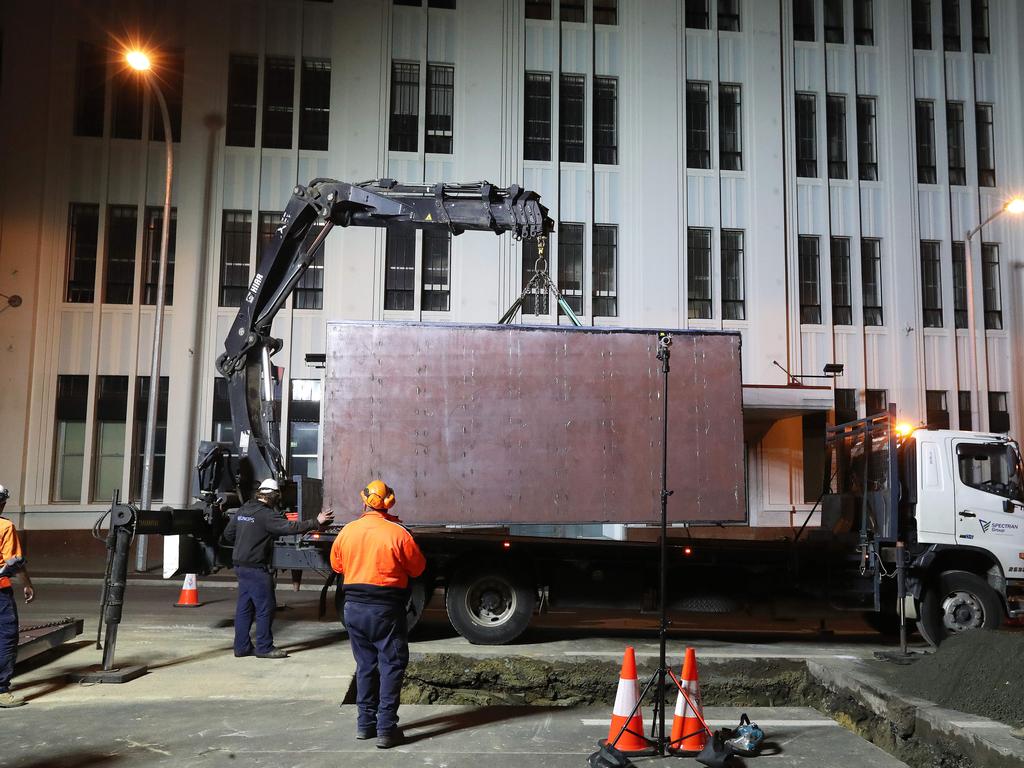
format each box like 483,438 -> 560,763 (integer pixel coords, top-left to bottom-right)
214,178 -> 553,495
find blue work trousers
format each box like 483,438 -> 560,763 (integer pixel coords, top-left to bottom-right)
0,587 -> 18,693
344,601 -> 409,734
234,566 -> 276,655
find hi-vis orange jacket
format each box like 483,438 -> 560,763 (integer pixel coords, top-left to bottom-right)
0,517 -> 24,590
330,510 -> 426,606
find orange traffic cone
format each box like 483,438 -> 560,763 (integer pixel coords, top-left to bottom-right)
669,647 -> 706,754
174,573 -> 201,607
603,647 -> 650,754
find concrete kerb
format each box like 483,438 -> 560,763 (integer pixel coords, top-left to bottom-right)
807,658 -> 1024,767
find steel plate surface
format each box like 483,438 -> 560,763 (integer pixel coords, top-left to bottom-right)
322,322 -> 744,525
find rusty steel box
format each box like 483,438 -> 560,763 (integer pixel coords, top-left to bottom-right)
322,322 -> 745,525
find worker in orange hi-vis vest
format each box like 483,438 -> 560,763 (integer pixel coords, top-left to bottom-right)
0,484 -> 34,707
330,481 -> 426,750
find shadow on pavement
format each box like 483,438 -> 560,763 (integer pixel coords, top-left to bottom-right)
400,704 -> 563,744
12,751 -> 125,768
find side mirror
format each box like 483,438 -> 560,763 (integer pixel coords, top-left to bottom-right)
1003,498 -> 1023,514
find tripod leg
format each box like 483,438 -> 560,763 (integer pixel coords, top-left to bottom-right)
498,296 -> 525,325
606,670 -> 660,750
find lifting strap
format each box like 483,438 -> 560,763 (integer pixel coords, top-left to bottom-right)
498,235 -> 583,327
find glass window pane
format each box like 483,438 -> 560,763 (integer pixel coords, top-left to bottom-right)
300,58 -> 331,151
559,74 -> 585,163
389,61 -> 420,152
687,228 -> 712,319
226,54 -> 258,147
524,72 -> 551,161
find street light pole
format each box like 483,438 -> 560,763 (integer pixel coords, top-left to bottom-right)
963,198 -> 1024,433
128,51 -> 174,571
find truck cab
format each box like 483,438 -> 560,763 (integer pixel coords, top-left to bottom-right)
909,428 -> 1024,642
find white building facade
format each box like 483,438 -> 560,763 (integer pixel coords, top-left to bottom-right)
1,0 -> 1022,534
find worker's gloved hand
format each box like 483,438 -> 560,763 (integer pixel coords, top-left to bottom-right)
317,507 -> 335,526
0,555 -> 25,578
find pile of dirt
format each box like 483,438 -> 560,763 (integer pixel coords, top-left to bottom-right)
401,654 -> 808,707
870,630 -> 1024,727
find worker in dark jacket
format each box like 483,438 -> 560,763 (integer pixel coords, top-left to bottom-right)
224,478 -> 333,658
331,480 -> 426,749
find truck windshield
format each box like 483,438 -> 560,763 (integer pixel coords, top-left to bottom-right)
956,442 -> 1024,501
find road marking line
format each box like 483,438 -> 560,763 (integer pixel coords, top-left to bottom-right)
570,651 -> 861,660
581,719 -> 839,728
948,721 -> 1008,729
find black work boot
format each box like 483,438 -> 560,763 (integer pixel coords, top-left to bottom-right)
255,647 -> 289,659
356,727 -> 376,740
376,730 -> 402,749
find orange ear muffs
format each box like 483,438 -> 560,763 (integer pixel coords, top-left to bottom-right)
361,481 -> 396,510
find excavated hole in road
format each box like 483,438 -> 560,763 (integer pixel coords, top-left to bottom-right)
383,655 -> 981,768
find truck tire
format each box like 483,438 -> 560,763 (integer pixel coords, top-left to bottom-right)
445,566 -> 536,645
916,570 -> 1003,646
335,580 -> 428,634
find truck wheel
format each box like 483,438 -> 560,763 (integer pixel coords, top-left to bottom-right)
446,567 -> 536,645
917,570 -> 1003,646
335,580 -> 428,634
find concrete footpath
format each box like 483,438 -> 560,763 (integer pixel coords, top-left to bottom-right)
5,581 -> 1021,767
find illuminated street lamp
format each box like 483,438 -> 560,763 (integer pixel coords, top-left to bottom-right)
963,196 -> 1024,431
127,48 -> 173,571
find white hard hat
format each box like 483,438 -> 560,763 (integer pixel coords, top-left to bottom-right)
258,478 -> 280,493
0,484 -> 8,502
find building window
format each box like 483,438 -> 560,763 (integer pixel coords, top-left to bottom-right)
561,0 -> 584,22
989,392 -> 1009,433
258,211 -> 280,257
722,229 -> 745,320
524,72 -> 552,161
289,380 -> 322,478
428,0 -> 456,7
975,103 -> 995,187
921,240 -> 943,327
958,391 -> 972,430
946,102 -> 966,185
290,219 -> 324,311
131,376 -> 168,501
92,376 -> 129,503
262,56 -> 295,149
912,0 -> 932,49
824,0 -> 844,43
212,378 -> 235,446
426,64 -> 454,154
942,0 -> 961,51
220,211 -> 252,307
719,84 -> 742,171
861,238 -> 883,326
111,66 -> 144,140
835,389 -> 858,424
803,413 -> 827,502
594,0 -> 617,25
831,237 -> 852,325
926,391 -> 950,429
525,0 -> 551,20
687,228 -> 712,319
300,58 -> 331,151
150,50 -> 184,142
952,241 -> 967,328
421,228 -> 450,311
559,74 -> 585,163
74,42 -> 106,137
521,238 -> 549,316
593,76 -> 618,165
971,0 -> 990,53
915,100 -> 936,184
384,227 -> 416,310
389,61 -> 419,152
856,96 -> 878,180
798,235 -> 821,324
685,0 -> 709,29
226,54 -> 258,147
981,243 -> 1002,330
854,0 -> 874,44
793,0 -> 815,41
866,389 -> 888,414
718,0 -> 740,31
53,375 -> 89,502
826,94 -> 847,179
686,81 -> 711,170
592,224 -> 618,317
142,207 -> 176,306
104,205 -> 138,305
66,203 -> 99,303
558,223 -> 585,315
796,93 -> 817,178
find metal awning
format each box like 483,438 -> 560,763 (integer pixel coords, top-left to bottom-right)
742,384 -> 834,442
